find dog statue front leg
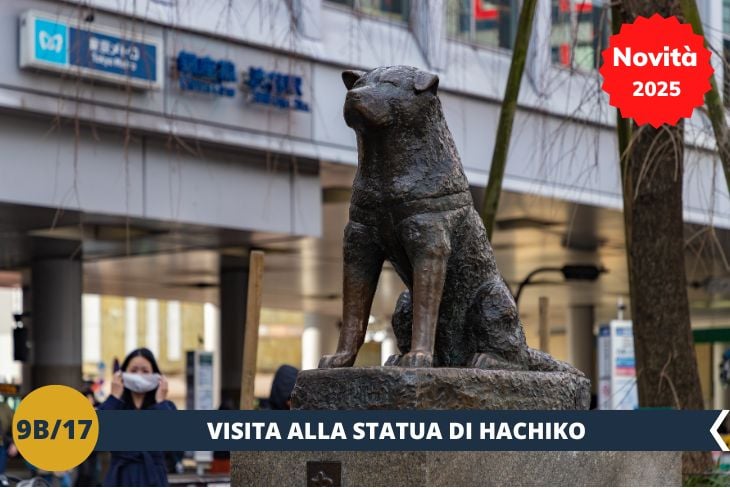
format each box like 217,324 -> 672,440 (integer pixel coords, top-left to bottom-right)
399,241 -> 450,368
319,221 -> 384,368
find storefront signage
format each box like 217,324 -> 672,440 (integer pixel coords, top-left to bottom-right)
0,383 -> 20,396
597,319 -> 639,410
185,350 -> 215,410
243,67 -> 310,112
19,10 -> 162,90
176,51 -> 236,97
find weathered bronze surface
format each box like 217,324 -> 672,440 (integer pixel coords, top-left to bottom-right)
319,65 -> 577,373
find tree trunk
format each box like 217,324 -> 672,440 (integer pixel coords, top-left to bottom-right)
480,0 -> 537,239
625,123 -> 710,472
619,0 -> 713,475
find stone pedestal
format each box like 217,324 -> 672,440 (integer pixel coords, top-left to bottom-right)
231,367 -> 680,486
232,451 -> 680,486
291,367 -> 591,410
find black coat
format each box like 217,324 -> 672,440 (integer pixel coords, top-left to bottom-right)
98,395 -> 176,486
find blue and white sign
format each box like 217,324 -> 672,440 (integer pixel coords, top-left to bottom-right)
20,10 -> 162,90
176,51 -> 237,97
597,320 -> 639,410
243,67 -> 310,112
34,18 -> 67,65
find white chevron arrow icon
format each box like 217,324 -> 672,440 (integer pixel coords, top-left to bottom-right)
711,410 -> 729,451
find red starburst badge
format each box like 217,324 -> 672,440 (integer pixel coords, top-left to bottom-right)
599,14 -> 713,128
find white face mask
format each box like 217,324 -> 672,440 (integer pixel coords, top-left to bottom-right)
122,372 -> 160,393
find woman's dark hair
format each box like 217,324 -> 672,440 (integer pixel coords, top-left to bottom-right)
268,364 -> 298,410
120,348 -> 162,410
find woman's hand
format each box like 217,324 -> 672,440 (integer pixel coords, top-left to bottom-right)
156,375 -> 169,404
7,443 -> 17,457
111,371 -> 124,400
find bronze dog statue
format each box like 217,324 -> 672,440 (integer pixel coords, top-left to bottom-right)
319,66 -> 578,373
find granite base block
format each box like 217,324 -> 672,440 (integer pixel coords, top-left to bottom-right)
292,367 -> 591,410
231,450 -> 681,486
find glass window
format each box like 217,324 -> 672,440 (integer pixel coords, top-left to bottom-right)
327,0 -> 410,24
446,0 -> 515,50
550,0 -> 609,71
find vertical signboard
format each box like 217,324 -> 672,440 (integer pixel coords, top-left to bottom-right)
598,319 -> 639,410
185,350 -> 214,411
19,10 -> 162,89
186,350 -> 215,469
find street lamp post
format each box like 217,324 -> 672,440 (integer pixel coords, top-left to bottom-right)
513,264 -> 606,307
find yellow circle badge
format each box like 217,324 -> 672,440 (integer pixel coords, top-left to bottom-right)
12,385 -> 99,471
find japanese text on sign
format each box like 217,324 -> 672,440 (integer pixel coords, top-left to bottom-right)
244,67 -> 310,112
176,51 -> 236,97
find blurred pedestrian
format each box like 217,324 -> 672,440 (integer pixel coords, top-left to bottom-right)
268,365 -> 298,410
76,385 -> 101,486
210,399 -> 236,474
0,399 -> 13,478
98,348 -> 176,486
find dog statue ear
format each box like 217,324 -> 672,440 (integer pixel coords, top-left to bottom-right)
342,70 -> 365,90
414,71 -> 439,94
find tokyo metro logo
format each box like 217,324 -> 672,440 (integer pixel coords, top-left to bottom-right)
39,30 -> 63,52
34,18 -> 68,66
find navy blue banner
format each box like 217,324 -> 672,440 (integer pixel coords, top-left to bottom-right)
69,28 -> 158,82
96,410 -> 728,452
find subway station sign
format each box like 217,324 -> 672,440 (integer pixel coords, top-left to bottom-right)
175,51 -> 237,97
243,67 -> 310,112
19,10 -> 163,90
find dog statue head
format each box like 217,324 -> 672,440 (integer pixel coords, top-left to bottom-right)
342,65 -> 440,131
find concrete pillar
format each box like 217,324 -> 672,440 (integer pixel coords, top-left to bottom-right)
219,259 -> 248,408
302,314 -> 340,370
526,0 -> 551,96
302,315 -> 322,371
567,305 -> 595,380
203,302 -> 221,410
411,0 -> 446,70
30,257 -> 83,389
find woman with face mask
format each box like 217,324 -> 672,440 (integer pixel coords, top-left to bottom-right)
98,348 -> 176,486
